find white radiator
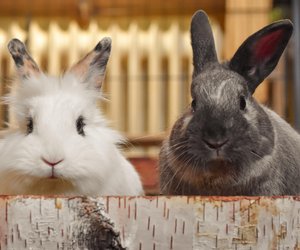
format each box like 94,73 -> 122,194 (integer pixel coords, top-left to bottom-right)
0,18 -> 223,138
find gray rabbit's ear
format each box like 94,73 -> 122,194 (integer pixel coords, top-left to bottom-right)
68,37 -> 111,90
191,10 -> 218,78
8,39 -> 41,79
229,20 -> 293,94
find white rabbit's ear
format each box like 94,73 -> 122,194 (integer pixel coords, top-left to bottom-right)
8,39 -> 41,79
68,37 -> 111,90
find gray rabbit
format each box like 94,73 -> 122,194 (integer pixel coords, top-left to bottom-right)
159,10 -> 300,195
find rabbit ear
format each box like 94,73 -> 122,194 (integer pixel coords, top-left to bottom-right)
68,37 -> 111,90
8,39 -> 41,79
191,10 -> 218,78
229,20 -> 293,93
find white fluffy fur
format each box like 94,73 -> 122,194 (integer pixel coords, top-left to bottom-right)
0,73 -> 143,195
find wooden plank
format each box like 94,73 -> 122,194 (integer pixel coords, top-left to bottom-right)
127,23 -> 144,135
167,23 -> 183,127
0,0 -> 225,18
270,56 -> 286,117
148,22 -> 164,135
107,24 -> 126,131
0,196 -> 300,249
127,134 -> 165,147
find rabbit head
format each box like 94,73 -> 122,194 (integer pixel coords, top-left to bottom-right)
0,38 -> 141,195
166,11 -> 293,184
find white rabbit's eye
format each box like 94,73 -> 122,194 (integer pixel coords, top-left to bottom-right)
240,96 -> 246,110
76,116 -> 86,136
27,117 -> 33,134
191,100 -> 197,112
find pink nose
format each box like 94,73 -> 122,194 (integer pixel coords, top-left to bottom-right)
42,158 -> 64,167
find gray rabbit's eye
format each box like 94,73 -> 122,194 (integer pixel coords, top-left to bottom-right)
26,117 -> 33,134
76,116 -> 86,136
191,100 -> 197,112
240,96 -> 246,110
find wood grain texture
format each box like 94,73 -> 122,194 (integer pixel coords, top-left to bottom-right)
0,196 -> 300,249
0,0 -> 225,17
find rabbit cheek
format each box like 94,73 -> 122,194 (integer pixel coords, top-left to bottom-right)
170,111 -> 193,139
180,115 -> 193,136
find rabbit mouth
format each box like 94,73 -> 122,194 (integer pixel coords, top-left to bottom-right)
209,149 -> 228,161
48,174 -> 58,179
47,169 -> 59,180
41,158 -> 64,180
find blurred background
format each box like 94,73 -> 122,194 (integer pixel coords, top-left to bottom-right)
0,0 -> 298,194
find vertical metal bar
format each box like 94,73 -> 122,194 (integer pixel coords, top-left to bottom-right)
292,0 -> 300,130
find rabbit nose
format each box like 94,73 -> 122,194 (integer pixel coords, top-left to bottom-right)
203,138 -> 228,149
42,158 -> 64,167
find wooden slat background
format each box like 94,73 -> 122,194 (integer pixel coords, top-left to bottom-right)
0,0 -> 276,135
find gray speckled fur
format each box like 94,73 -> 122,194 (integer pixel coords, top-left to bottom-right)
159,10 -> 299,195
262,108 -> 300,193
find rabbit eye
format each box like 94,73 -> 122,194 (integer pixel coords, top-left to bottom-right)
240,96 -> 246,110
76,116 -> 86,136
27,117 -> 33,134
191,100 -> 197,112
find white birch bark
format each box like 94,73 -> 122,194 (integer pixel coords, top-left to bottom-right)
0,196 -> 299,249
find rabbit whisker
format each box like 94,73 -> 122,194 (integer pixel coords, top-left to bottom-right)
160,149 -> 193,192
250,150 -> 263,159
173,153 -> 196,193
160,161 -> 187,192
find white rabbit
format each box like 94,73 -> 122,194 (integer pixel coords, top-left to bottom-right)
0,38 -> 143,196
